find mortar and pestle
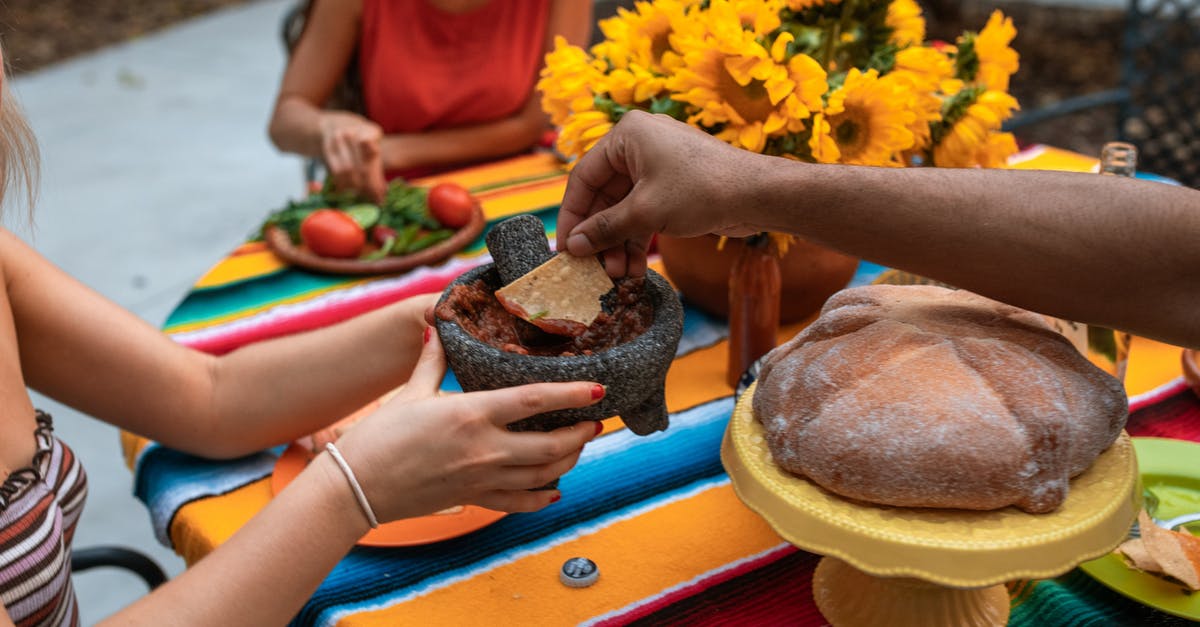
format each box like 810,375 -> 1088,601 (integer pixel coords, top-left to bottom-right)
434,215 -> 684,435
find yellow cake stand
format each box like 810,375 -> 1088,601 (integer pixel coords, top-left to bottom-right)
721,382 -> 1142,627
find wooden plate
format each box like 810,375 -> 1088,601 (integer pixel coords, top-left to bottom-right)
264,204 -> 485,275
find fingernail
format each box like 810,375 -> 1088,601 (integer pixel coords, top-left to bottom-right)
550,493 -> 561,503
594,421 -> 604,436
591,384 -> 606,400
567,233 -> 592,254
423,327 -> 432,344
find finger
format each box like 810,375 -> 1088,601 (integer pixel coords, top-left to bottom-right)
490,449 -> 585,491
469,381 -> 603,428
473,488 -> 562,513
625,238 -> 649,278
495,420 -> 600,466
601,247 -> 629,279
558,135 -> 633,252
564,193 -> 652,262
405,326 -> 448,395
326,136 -> 360,192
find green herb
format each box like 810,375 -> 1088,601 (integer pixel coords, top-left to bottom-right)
360,236 -> 396,261
529,310 -> 549,320
406,229 -> 454,253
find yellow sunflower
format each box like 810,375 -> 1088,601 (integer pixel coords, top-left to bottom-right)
667,21 -> 826,152
591,0 -> 697,73
817,68 -> 915,165
975,131 -> 1018,168
538,36 -> 605,127
974,10 -> 1019,91
604,64 -> 668,106
785,0 -> 839,10
888,46 -> 952,149
555,110 -> 614,162
886,0 -> 925,47
932,89 -> 1019,167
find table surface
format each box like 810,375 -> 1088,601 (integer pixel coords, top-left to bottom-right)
123,146 -> 1200,627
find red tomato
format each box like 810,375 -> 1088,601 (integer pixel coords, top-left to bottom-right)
427,183 -> 475,229
301,209 -> 366,258
371,224 -> 397,246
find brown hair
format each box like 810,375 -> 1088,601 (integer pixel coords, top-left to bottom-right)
0,43 -> 41,220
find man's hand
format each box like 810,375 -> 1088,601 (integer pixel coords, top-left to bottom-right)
558,111 -> 765,277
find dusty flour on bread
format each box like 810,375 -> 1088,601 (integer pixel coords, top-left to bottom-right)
752,285 -> 1128,513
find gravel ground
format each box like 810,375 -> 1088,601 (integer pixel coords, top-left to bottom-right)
0,0 -> 265,74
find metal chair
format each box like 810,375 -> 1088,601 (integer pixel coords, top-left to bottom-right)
1003,0 -> 1200,187
72,545 -> 168,590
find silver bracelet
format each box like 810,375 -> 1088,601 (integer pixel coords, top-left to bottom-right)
324,442 -> 380,529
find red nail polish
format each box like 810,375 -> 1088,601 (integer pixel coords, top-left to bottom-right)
594,421 -> 604,436
550,494 -> 561,503
423,327 -> 432,344
591,384 -> 606,400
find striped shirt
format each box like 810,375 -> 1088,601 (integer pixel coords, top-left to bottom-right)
0,412 -> 87,626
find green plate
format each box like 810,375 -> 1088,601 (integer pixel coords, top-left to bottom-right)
1079,437 -> 1200,620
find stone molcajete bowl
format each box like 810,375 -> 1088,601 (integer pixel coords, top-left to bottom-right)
434,215 -> 684,435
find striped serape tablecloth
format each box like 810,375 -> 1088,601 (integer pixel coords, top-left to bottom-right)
122,147 -> 1200,626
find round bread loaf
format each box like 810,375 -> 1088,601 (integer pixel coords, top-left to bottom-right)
752,284 -> 1128,514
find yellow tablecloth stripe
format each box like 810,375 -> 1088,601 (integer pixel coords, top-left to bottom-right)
348,484 -> 780,626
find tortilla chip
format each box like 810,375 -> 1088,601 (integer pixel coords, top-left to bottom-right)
1117,537 -> 1162,573
1131,510 -> 1200,590
494,253 -> 614,336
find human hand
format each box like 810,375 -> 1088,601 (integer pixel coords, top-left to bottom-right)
319,111 -> 387,203
558,110 -> 768,277
333,327 -> 603,521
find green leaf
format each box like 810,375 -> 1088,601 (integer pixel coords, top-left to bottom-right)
342,204 -> 382,229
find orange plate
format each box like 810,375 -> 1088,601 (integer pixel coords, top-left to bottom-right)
272,444 -> 507,546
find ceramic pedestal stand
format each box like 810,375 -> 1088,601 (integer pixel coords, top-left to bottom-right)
721,383 -> 1142,627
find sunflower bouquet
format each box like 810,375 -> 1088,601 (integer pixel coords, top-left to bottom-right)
539,0 -> 1020,171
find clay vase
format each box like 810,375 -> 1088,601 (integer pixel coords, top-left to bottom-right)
657,234 -> 859,323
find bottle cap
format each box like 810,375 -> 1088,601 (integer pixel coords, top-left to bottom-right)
559,557 -> 599,588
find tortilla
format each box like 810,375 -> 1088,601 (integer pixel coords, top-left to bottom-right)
1116,510 -> 1200,590
494,252 -> 614,337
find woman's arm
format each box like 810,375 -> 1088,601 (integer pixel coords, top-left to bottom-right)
267,0 -> 363,159
378,0 -> 594,172
268,0 -> 386,198
3,228 -> 432,458
99,333 -> 602,625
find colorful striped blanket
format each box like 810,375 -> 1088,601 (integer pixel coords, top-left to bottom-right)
123,147 -> 1200,626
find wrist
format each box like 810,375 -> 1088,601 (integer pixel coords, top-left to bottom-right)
309,449 -> 376,538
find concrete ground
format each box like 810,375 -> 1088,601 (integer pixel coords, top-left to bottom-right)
10,0 -> 302,622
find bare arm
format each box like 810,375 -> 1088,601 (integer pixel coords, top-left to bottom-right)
97,333 -> 601,625
377,0 -> 594,172
3,228 -> 433,459
560,111 -> 1200,348
267,0 -> 363,159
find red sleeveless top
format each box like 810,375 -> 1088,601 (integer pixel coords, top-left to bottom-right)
359,0 -> 551,174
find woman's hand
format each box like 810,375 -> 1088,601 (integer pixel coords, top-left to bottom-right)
558,110 -> 770,277
319,111 -> 387,202
333,326 -> 603,521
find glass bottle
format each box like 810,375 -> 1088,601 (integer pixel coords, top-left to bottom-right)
727,233 -> 782,388
1047,142 -> 1136,381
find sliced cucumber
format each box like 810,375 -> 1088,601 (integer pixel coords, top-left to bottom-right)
342,204 -> 382,229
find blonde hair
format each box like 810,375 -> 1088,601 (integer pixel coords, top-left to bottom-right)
0,42 -> 40,220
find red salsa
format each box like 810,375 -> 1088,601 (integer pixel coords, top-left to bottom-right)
436,277 -> 654,356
